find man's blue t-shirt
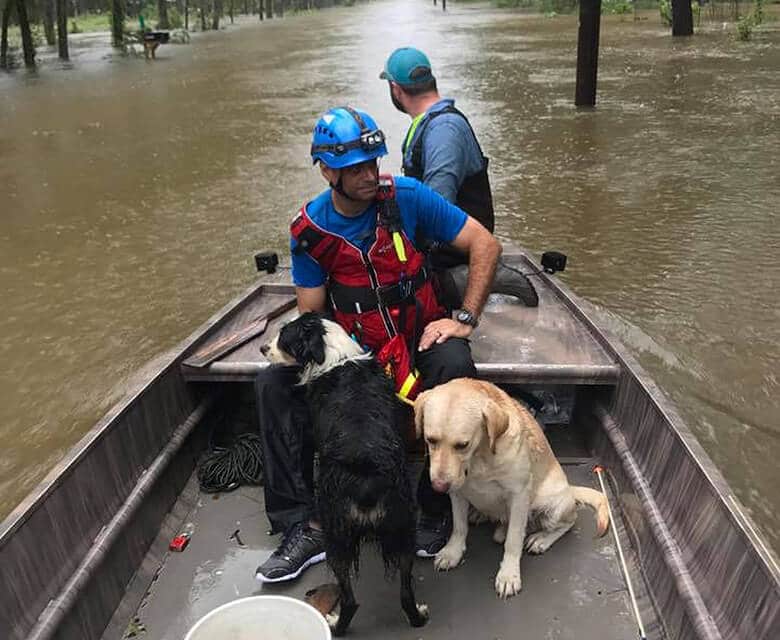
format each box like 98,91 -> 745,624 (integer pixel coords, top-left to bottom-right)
291,176 -> 467,288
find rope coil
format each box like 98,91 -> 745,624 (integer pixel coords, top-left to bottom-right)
197,433 -> 264,493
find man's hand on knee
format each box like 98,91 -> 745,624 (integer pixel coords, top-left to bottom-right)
418,319 -> 472,352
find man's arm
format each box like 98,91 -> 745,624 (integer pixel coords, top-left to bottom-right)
450,216 -> 502,317
296,286 -> 327,313
417,215 -> 501,351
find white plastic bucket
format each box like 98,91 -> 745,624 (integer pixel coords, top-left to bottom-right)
184,595 -> 332,640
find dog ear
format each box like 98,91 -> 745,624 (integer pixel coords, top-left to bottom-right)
413,390 -> 430,439
279,314 -> 326,365
305,331 -> 326,365
482,399 -> 509,454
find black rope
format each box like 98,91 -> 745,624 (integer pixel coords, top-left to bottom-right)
498,257 -> 545,279
197,433 -> 264,494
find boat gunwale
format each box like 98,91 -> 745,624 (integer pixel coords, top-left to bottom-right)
0,277 -> 282,545
522,248 -> 780,585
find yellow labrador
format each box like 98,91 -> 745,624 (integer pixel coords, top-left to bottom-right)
414,378 -> 609,598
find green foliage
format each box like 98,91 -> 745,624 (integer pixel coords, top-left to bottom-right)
494,0 -> 578,12
168,9 -> 184,29
603,0 -> 633,14
736,0 -> 764,39
659,0 -> 672,25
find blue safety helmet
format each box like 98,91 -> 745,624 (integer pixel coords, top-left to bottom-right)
310,106 -> 388,169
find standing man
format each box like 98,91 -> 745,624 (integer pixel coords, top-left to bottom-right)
381,47 -> 495,268
254,106 -> 502,584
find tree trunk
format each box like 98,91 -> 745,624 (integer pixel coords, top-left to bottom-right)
211,0 -> 221,29
277,0 -> 282,16
55,0 -> 68,59
185,0 -> 189,29
16,0 -> 35,68
43,0 -> 56,45
243,0 -> 247,14
157,0 -> 170,28
258,0 -> 263,19
671,0 -> 694,35
200,0 -> 206,29
266,0 -> 272,18
229,0 -> 233,22
111,0 -> 125,46
1,0 -> 12,69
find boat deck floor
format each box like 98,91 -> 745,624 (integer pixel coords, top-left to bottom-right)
107,427 -> 642,640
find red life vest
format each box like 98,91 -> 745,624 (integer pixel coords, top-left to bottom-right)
290,175 -> 445,355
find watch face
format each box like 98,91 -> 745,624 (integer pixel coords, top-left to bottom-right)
457,310 -> 474,326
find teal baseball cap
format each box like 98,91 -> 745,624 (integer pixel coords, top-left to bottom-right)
379,47 -> 435,86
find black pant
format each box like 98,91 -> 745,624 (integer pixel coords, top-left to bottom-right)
256,337 -> 477,534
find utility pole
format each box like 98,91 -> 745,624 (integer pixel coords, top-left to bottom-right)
575,0 -> 601,107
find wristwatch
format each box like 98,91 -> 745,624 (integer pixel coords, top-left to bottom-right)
454,308 -> 479,328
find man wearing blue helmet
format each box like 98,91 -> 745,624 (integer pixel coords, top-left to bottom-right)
381,47 -> 495,269
255,106 -> 501,583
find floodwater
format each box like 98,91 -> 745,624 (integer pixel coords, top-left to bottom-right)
0,2 -> 778,555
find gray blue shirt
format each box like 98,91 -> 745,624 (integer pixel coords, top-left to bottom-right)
401,98 -> 485,203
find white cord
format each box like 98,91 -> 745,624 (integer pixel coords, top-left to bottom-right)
595,465 -> 647,640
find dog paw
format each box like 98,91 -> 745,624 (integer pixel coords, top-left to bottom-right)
495,567 -> 522,599
524,531 -> 552,555
406,602 -> 430,628
325,612 -> 340,629
492,523 -> 507,544
434,542 -> 465,571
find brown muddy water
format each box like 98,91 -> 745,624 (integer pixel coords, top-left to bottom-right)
0,2 -> 778,553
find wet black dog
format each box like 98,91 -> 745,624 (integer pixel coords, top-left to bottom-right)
263,312 -> 428,635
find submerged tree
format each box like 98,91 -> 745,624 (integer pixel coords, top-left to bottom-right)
15,0 -> 36,67
157,0 -> 170,28
43,0 -> 56,45
56,0 -> 68,60
1,0 -> 11,69
111,0 -> 125,46
211,0 -> 221,28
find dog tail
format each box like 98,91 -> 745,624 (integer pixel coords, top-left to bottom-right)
572,486 -> 610,537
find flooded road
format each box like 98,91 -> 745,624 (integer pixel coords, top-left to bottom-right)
1,2 -> 778,552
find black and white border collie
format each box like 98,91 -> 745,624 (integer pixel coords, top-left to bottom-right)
262,312 -> 429,636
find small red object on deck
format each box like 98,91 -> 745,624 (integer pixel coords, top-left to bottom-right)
169,533 -> 191,552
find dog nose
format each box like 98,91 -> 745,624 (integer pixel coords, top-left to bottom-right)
431,479 -> 450,494
260,344 -> 270,356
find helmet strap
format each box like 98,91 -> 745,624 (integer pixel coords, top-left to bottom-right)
330,174 -> 361,202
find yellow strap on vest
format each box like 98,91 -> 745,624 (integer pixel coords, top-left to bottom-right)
398,370 -> 419,400
403,112 -> 426,154
392,231 -> 408,263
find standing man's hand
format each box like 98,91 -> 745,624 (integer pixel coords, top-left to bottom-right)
418,318 -> 473,351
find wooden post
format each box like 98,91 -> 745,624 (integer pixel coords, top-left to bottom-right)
671,0 -> 694,35
575,0 -> 601,107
